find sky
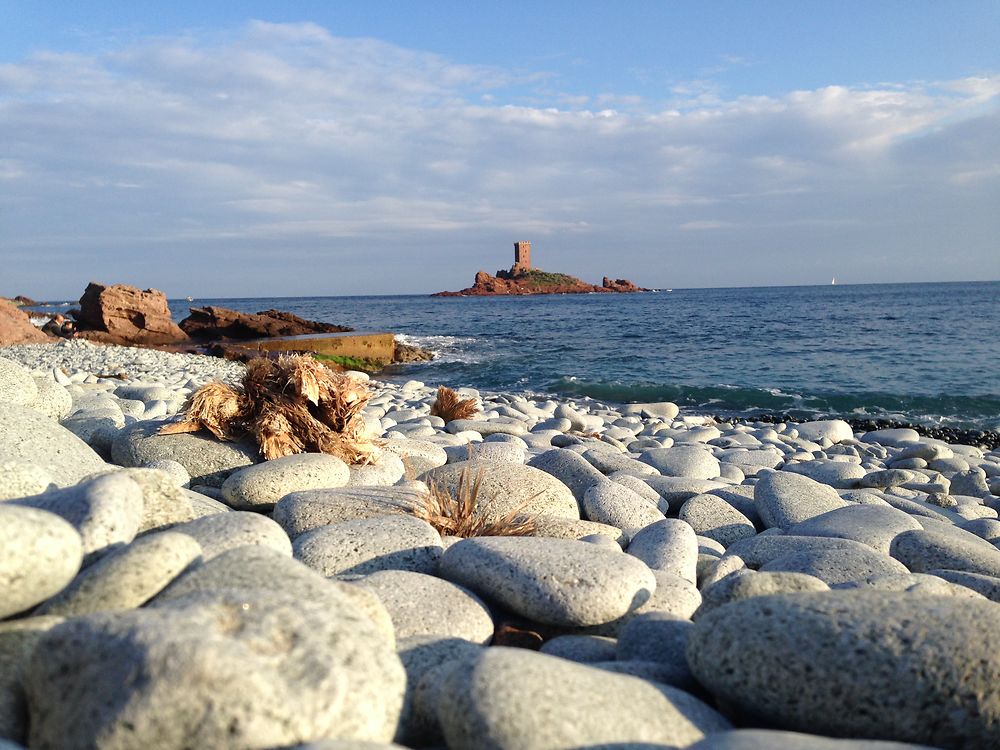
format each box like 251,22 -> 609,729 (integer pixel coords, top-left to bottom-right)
1,1 -> 999,298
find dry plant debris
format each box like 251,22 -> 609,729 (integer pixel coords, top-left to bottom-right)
159,354 -> 378,463
411,469 -> 537,538
429,385 -> 479,423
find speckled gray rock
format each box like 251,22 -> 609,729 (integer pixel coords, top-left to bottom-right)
838,572 -> 986,598
553,403 -> 588,430
25,588 -> 405,748
0,403 -> 107,487
644,476 -> 727,511
273,486 -> 426,538
950,468 -> 992,498
538,634 -> 618,663
447,419 -> 526,436
527,448 -> 608,501
169,510 -> 292,560
626,519 -> 699,582
860,468 -> 916,489
759,544 -> 910,586
528,514 -> 627,545
695,569 -> 829,620
860,428 -> 922,447
439,536 -> 656,627
679,493 -> 757,548
754,471 -> 850,530
0,357 -> 37,406
717,448 -> 784,474
890,523 -> 1000,576
707,485 -> 762,527
581,479 -> 665,532
347,453 -> 405,487
785,504 -> 922,554
293,515 -> 442,577
689,728 -> 939,749
155,545 -> 328,603
582,570 -> 702,636
639,445 -> 721,479
422,460 -> 579,523
220,453 -> 350,511
141,458 -> 190,487
112,421 -> 259,486
959,517 -> 1000,543
930,569 -> 1000,602
784,459 -> 867,489
28,377 -> 72,421
0,505 -> 82,619
395,635 -> 485,745
616,613 -> 696,688
687,591 -> 1000,747
0,615 -> 64,743
109,467 -> 198,532
0,461 -> 54,500
623,401 -> 679,420
37,532 -> 202,616
582,449 -> 658,477
436,647 -> 730,749
12,473 -> 144,562
356,570 -> 493,644
380,438 -> 449,475
792,419 -> 853,443
724,534 -> 891,571
468,441 -> 526,464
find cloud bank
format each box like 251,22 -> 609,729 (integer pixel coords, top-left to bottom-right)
1,21 -> 998,296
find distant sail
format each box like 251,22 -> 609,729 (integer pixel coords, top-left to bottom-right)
831,278 -> 836,285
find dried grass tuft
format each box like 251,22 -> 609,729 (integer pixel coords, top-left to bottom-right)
159,354 -> 379,463
430,385 -> 479,423
410,469 -> 537,538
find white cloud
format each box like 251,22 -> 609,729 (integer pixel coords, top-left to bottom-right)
0,22 -> 997,296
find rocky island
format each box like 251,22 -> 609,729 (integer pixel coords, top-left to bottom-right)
433,241 -> 649,296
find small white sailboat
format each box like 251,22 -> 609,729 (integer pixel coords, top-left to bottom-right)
831,278 -> 836,286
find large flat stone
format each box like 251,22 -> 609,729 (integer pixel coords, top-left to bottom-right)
436,647 -> 730,749
439,536 -> 656,627
0,505 -> 82,619
422,460 -> 579,523
112,421 -> 259,487
688,591 -> 1000,747
26,588 -> 405,747
0,402 -> 107,487
754,471 -> 850,530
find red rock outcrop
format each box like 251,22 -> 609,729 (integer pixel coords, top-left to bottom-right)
0,302 -> 48,345
179,306 -> 353,340
602,277 -> 646,293
434,269 -> 649,297
75,282 -> 189,345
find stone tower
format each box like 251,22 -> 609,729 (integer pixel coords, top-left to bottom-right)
512,241 -> 532,274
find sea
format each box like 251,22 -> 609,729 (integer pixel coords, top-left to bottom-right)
27,281 -> 999,431
151,280 -> 1000,433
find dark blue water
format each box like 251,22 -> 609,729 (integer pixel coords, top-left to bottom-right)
170,281 -> 1000,430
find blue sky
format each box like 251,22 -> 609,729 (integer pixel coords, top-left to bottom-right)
1,1 -> 998,297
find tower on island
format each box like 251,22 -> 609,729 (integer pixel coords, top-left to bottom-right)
512,240 -> 532,274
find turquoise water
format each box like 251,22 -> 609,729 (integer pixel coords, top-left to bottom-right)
178,281 -> 1000,430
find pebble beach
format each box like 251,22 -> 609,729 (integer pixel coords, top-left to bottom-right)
3,339 -> 1000,749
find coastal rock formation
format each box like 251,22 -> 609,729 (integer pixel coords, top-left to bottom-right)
0,301 -> 48,345
75,282 -> 188,346
180,306 -> 352,340
0,295 -> 38,307
434,269 -> 650,297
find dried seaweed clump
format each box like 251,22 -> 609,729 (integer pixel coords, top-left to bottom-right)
411,469 -> 537,538
429,385 -> 479,423
159,354 -> 377,464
